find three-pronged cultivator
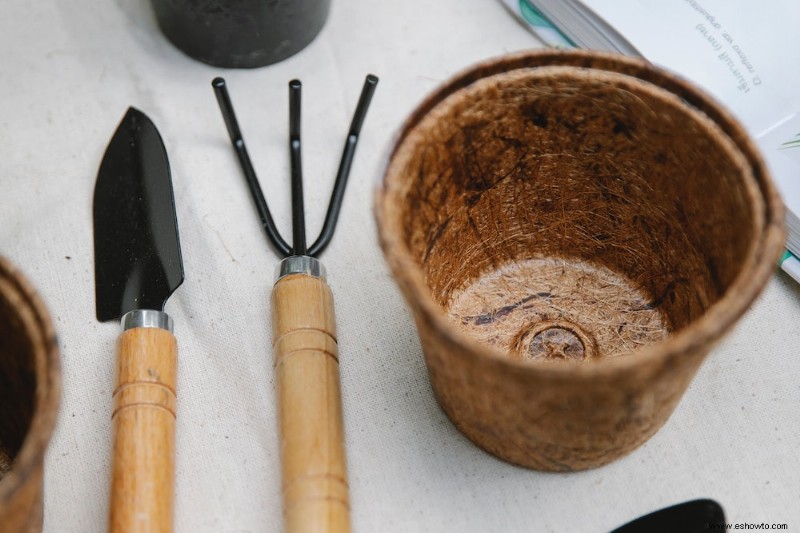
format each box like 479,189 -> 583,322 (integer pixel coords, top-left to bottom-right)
213,75 -> 378,533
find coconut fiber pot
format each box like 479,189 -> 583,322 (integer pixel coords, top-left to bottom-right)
0,258 -> 60,531
375,50 -> 785,471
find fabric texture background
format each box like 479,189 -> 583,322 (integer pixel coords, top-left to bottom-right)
0,1 -> 798,531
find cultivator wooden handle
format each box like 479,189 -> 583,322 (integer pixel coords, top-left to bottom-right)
272,267 -> 350,533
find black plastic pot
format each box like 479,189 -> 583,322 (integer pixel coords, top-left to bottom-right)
151,0 -> 330,68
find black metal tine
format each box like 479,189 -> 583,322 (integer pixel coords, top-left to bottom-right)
212,77 -> 292,257
308,74 -> 379,257
288,79 -> 307,256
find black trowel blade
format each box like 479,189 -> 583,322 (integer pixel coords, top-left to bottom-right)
93,107 -> 184,322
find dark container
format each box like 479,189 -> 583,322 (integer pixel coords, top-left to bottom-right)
151,0 -> 330,68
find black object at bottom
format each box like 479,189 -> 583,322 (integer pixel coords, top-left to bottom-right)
151,0 -> 330,68
611,499 -> 725,533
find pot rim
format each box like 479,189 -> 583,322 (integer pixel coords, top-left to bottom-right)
0,257 -> 61,503
374,49 -> 786,381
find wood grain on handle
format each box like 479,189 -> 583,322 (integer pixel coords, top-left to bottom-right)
109,327 -> 177,533
272,274 -> 350,533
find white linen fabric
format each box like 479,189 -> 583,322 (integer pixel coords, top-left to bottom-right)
0,1 -> 798,531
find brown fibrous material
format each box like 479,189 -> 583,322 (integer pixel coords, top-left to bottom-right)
376,51 -> 785,471
0,258 -> 61,532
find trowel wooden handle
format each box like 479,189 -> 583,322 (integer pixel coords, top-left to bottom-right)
272,273 -> 350,533
109,327 -> 177,533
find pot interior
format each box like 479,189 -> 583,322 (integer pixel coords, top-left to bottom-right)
386,67 -> 759,362
0,290 -> 37,478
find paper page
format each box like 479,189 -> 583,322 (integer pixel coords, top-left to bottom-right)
758,114 -> 800,254
581,0 -> 800,137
